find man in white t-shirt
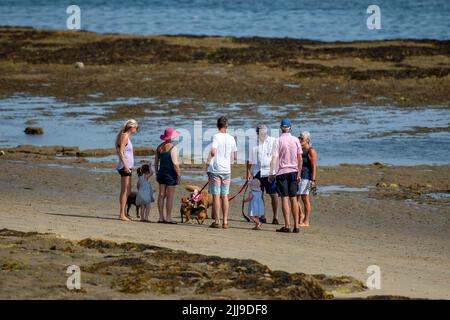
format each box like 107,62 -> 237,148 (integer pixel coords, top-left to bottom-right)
207,116 -> 237,229
246,123 -> 279,224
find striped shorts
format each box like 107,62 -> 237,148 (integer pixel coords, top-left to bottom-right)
207,172 -> 231,195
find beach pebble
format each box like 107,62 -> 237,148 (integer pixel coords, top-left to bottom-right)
24,127 -> 44,135
74,61 -> 85,69
389,183 -> 399,190
376,182 -> 387,189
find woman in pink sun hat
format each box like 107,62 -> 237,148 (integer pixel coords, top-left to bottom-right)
154,127 -> 181,224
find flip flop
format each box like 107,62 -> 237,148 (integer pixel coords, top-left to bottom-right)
209,222 -> 221,228
157,220 -> 166,223
276,226 -> 291,233
222,224 -> 230,229
165,221 -> 177,224
293,227 -> 300,233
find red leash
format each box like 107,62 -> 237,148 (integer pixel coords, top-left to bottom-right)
229,179 -> 249,201
198,180 -> 209,193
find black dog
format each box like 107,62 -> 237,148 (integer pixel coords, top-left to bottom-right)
126,192 -> 140,219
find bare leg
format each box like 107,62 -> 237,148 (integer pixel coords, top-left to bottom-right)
290,196 -> 300,229
119,176 -> 131,221
301,195 -> 311,227
270,193 -> 279,221
165,185 -> 176,222
158,184 -> 167,222
222,195 -> 229,226
281,196 -> 290,228
251,216 -> 261,229
145,204 -> 150,221
297,195 -> 305,224
140,205 -> 147,221
212,194 -> 221,224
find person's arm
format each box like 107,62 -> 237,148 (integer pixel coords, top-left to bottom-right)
246,161 -> 253,181
268,155 -> 278,183
171,146 -> 181,184
297,154 -> 303,183
297,141 -> 303,183
231,137 -> 237,164
206,135 -> 218,170
118,133 -> 130,173
310,149 -> 318,182
137,178 -> 140,190
154,146 -> 160,176
268,139 -> 278,183
232,151 -> 237,162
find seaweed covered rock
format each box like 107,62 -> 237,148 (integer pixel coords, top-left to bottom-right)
24,127 -> 44,135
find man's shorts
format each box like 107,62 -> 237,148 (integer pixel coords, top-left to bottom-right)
276,171 -> 299,197
254,172 -> 277,195
208,172 -> 231,195
297,179 -> 312,196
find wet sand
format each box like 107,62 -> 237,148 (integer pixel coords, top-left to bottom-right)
0,156 -> 448,299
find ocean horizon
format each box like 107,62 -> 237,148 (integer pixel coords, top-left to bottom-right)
1,0 -> 449,41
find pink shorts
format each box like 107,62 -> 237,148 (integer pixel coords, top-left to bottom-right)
207,172 -> 231,195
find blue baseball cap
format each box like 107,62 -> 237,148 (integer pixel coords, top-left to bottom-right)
280,118 -> 292,127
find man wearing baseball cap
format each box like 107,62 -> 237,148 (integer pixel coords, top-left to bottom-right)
246,123 -> 279,224
268,119 -> 303,233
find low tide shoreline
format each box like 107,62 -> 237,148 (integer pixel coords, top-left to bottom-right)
0,26 -> 449,299
0,26 -> 449,106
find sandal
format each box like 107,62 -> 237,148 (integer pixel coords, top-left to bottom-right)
252,224 -> 262,230
157,220 -> 166,223
222,224 -> 230,229
209,222 -> 221,228
272,218 -> 279,225
276,226 -> 291,233
165,220 -> 178,224
293,227 -> 300,233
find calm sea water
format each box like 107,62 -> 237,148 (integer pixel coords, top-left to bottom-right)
1,95 -> 449,166
1,0 -> 449,41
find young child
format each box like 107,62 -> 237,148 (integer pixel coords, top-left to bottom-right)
243,179 -> 265,230
136,163 -> 155,222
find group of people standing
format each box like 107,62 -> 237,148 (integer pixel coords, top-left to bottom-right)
245,119 -> 317,233
116,120 -> 181,223
115,116 -> 317,233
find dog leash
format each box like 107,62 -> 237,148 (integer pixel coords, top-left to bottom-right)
229,179 -> 249,202
198,180 -> 209,193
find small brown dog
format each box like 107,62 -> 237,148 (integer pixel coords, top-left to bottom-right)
184,184 -> 213,208
180,184 -> 213,224
126,191 -> 140,219
180,196 -> 208,224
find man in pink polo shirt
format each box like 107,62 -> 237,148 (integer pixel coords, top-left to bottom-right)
268,119 -> 303,233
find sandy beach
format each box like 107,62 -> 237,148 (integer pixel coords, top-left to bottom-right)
0,155 -> 449,299
0,27 -> 449,299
